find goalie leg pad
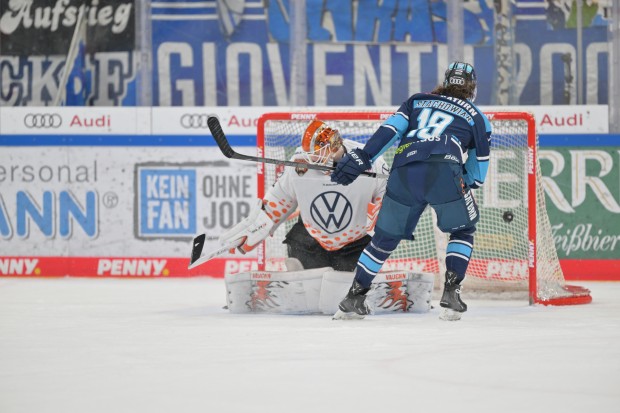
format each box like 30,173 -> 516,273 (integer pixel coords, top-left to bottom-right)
225,267 -> 330,314
319,271 -> 357,316
404,272 -> 435,313
319,271 -> 434,315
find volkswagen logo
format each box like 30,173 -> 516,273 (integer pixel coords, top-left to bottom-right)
180,114 -> 209,128
24,113 -> 62,128
310,191 -> 353,233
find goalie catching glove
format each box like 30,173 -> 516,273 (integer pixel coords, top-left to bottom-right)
219,199 -> 275,254
330,148 -> 372,186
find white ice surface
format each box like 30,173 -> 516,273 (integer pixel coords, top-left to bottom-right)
1,278 -> 618,413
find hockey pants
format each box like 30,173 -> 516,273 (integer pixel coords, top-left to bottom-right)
354,159 -> 479,287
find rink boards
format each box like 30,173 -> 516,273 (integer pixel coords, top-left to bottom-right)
0,106 -> 618,280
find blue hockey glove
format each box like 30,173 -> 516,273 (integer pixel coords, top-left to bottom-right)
462,167 -> 479,189
331,148 -> 372,185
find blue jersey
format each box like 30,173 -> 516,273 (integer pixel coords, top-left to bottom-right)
364,93 -> 492,188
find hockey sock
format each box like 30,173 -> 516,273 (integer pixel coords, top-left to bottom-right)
354,232 -> 400,288
445,232 -> 474,283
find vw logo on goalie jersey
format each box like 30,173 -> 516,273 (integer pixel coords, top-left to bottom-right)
310,191 -> 353,234
24,114 -> 62,128
180,114 -> 210,128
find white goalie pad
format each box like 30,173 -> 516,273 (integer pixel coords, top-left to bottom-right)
319,271 -> 435,315
225,268 -> 330,314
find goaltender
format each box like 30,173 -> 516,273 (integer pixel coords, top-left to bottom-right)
216,119 -> 433,315
219,119 -> 389,272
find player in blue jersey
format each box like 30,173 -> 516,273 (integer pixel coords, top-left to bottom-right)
331,62 -> 492,321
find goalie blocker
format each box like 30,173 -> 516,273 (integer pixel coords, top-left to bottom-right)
225,269 -> 434,315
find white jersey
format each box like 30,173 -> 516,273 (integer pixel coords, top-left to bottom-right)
263,140 -> 389,251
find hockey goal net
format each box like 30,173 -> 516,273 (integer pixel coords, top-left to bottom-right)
256,111 -> 591,306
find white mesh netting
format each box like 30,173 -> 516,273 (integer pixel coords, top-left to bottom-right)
257,112 -> 591,305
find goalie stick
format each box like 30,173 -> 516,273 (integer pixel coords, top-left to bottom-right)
188,233 -> 240,269
207,116 -> 388,178
188,206 -> 302,270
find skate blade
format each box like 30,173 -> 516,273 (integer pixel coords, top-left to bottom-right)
332,309 -> 366,320
439,308 -> 463,321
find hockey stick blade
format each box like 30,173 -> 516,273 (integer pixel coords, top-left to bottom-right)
189,233 -> 206,266
207,116 -> 387,179
188,234 -> 238,270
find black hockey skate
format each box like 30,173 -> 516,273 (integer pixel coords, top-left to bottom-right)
333,280 -> 371,320
439,271 -> 467,321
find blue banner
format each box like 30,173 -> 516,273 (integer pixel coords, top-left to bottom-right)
150,0 -> 610,107
0,0 -> 611,107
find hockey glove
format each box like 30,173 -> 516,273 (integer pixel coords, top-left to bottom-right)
219,199 -> 274,254
462,167 -> 479,189
331,148 -> 372,186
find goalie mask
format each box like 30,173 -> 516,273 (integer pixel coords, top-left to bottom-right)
301,120 -> 343,166
443,61 -> 477,102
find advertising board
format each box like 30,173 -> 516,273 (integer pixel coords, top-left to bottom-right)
0,106 -> 617,280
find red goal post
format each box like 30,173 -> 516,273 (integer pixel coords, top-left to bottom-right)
256,111 -> 592,306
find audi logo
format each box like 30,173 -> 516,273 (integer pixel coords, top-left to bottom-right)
180,114 -> 210,128
24,113 -> 62,128
448,78 -> 465,85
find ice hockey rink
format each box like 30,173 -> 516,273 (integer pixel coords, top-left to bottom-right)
0,277 -> 618,413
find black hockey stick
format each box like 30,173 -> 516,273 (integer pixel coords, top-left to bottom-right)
207,116 -> 388,178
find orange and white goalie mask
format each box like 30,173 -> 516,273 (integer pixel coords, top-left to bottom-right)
300,120 -> 343,167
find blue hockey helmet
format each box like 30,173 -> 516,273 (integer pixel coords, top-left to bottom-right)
443,62 -> 477,101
